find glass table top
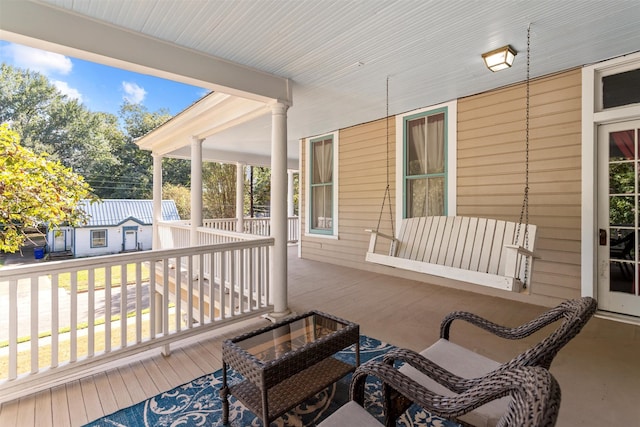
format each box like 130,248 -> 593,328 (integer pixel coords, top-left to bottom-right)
234,312 -> 348,362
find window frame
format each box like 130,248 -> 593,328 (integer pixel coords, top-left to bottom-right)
305,132 -> 339,237
396,100 -> 457,225
90,229 -> 108,248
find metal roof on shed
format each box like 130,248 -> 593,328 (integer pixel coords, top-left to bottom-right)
79,199 -> 181,227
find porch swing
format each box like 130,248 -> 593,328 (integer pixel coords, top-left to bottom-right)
366,28 -> 537,293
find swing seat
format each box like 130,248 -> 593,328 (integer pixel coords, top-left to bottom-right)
366,216 -> 537,292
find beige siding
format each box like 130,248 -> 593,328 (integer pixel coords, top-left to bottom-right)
457,68 -> 582,303
301,68 -> 582,307
301,118 -> 397,267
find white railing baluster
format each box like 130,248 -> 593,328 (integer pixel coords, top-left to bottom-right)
120,264 -> 127,348
220,251 -> 227,318
265,246 -> 270,305
175,256 -> 182,332
209,250 -> 215,322
88,269 -> 95,357
163,258 -> 169,336
51,274 -> 59,368
70,272 -> 77,362
30,276 -> 38,374
198,253 -> 205,326
149,260 -> 156,339
187,256 -> 193,329
9,279 -> 18,380
136,262 -> 142,343
232,251 -> 242,316
105,267 -> 112,353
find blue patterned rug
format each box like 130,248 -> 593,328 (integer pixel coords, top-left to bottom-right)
86,335 -> 458,426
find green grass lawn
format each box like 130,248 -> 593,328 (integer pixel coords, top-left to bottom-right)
0,310 -> 180,378
56,263 -> 151,293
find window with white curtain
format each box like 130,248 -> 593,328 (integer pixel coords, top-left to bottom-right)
310,135 -> 333,233
405,109 -> 446,217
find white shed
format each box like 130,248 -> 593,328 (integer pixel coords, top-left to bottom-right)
48,199 -> 180,258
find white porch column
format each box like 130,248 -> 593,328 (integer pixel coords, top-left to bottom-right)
190,137 -> 203,246
152,153 -> 164,341
236,162 -> 245,233
287,169 -> 295,218
152,153 -> 163,249
269,102 -> 290,317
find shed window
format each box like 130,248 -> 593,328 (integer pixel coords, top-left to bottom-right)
91,230 -> 107,248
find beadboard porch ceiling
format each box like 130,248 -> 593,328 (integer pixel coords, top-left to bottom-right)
1,0 -> 639,165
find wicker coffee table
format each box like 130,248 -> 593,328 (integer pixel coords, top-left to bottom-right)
220,311 -> 360,425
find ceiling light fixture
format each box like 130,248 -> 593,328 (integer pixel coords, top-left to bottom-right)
482,45 -> 517,72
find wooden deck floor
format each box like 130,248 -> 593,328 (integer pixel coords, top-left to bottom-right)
1,246 -> 639,426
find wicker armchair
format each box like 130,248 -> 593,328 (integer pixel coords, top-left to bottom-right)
319,362 -> 561,427
382,296 -> 596,427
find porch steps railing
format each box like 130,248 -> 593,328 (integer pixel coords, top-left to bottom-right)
0,231 -> 273,403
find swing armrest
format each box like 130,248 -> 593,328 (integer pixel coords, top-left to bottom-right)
366,229 -> 399,257
365,229 -> 396,242
503,244 -> 535,258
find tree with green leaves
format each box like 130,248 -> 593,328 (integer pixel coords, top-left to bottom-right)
247,166 -> 270,216
203,162 -> 238,218
163,183 -> 191,219
0,124 -> 95,253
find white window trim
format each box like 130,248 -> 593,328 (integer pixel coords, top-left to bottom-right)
581,51 -> 640,299
395,100 -> 457,231
305,131 -> 339,239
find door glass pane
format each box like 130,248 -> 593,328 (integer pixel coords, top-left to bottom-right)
609,196 -> 634,226
608,128 -> 638,295
609,229 -> 635,294
609,162 -> 634,194
609,129 -> 635,161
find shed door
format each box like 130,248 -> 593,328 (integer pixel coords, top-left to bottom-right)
597,121 -> 640,317
123,229 -> 138,251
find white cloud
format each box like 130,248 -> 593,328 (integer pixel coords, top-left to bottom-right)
122,81 -> 147,104
53,81 -> 83,102
4,43 -> 72,76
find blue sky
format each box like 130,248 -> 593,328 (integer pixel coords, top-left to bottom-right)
0,41 -> 208,117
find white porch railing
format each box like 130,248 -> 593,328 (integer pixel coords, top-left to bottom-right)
199,216 -> 300,243
0,230 -> 273,402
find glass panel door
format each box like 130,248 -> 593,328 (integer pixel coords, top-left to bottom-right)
597,121 -> 640,316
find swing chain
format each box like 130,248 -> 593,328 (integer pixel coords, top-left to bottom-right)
516,24 -> 531,287
376,77 -> 394,238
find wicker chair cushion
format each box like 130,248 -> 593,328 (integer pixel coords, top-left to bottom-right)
318,401 -> 383,426
398,338 -> 507,427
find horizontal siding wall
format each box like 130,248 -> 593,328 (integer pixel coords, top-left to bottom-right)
301,118 -> 396,268
457,68 -> 582,303
301,68 -> 582,307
